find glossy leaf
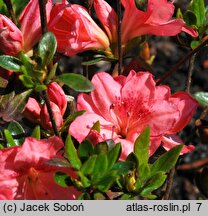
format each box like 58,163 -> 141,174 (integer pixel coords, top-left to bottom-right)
7,121 -> 25,146
46,158 -> 71,168
92,154 -> 108,182
190,0 -> 205,27
82,57 -> 104,66
2,89 -> 32,122
140,172 -> 167,196
31,125 -> 41,139
134,127 -> 150,167
151,145 -> 183,175
94,142 -> 108,155
56,73 -> 94,92
184,10 -> 197,26
19,74 -> 34,88
4,129 -> 16,147
0,55 -> 22,72
91,121 -> 100,133
194,92 -> 208,106
111,161 -> 135,175
65,134 -> 82,170
38,32 -> 57,67
54,172 -> 72,187
78,140 -> 94,161
96,171 -> 117,192
81,155 -> 97,175
107,143 -> 121,170
78,171 -> 91,188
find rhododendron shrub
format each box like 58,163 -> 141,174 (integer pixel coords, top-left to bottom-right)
69,71 -> 198,159
0,0 -> 206,200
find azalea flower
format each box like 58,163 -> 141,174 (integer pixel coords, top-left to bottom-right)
69,71 -> 198,159
23,82 -> 67,130
0,136 -> 79,200
121,0 -> 198,45
19,0 -> 53,52
48,0 -> 110,56
0,14 -> 23,55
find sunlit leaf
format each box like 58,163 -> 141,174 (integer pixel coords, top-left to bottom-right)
54,172 -> 72,187
56,73 -> 94,92
0,55 -> 22,72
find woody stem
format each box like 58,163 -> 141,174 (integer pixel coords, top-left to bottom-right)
156,38 -> 208,86
38,0 -> 59,136
3,0 -> 17,25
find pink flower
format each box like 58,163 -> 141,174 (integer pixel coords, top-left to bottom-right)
23,82 -> 67,130
0,136 -> 79,200
94,0 -> 118,43
69,71 -> 198,159
0,14 -> 23,55
19,0 -> 53,52
121,0 -> 198,45
48,1 -> 110,56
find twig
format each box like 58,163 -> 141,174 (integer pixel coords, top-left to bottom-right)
41,92 -> 59,136
162,167 -> 175,200
116,0 -> 122,75
3,0 -> 17,25
38,0 -> 48,34
185,53 -> 196,93
156,38 -> 208,85
38,0 -> 59,136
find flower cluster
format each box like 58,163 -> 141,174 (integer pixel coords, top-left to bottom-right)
0,0 -> 197,57
0,0 -> 200,200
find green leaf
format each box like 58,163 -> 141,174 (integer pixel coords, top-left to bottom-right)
4,129 -> 16,147
126,153 -> 139,169
54,172 -> 72,187
134,127 -> 150,167
18,51 -> 34,76
38,32 -> 57,67
78,140 -> 94,161
94,142 -> 109,155
78,193 -> 91,200
190,0 -> 205,27
0,55 -> 22,72
184,10 -> 197,26
46,158 -> 71,168
96,171 -> 117,192
107,143 -> 121,169
80,155 -> 97,175
139,163 -> 150,180
7,121 -> 25,146
19,75 -> 34,88
65,134 -> 82,170
151,145 -> 183,175
140,172 -> 167,196
56,73 -> 94,92
194,92 -> 208,106
31,125 -> 41,139
77,171 -> 91,188
92,154 -> 108,182
45,63 -> 58,84
82,57 -> 104,66
91,121 -> 100,133
111,161 -> 135,175
93,192 -> 106,200
2,89 -> 32,122
134,0 -> 148,11
0,92 -> 14,115
34,84 -> 47,92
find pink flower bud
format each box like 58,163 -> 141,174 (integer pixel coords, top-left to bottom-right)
48,1 -> 110,56
47,82 -> 67,116
0,14 -> 23,55
19,0 -> 53,52
23,97 -> 41,123
40,102 -> 63,130
94,0 -> 118,43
